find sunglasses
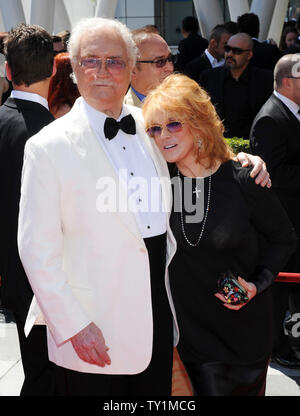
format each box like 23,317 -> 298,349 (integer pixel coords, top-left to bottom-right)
146,121 -> 183,138
78,57 -> 126,73
224,45 -> 251,55
137,54 -> 174,68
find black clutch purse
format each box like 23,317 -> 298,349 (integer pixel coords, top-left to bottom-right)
217,272 -> 249,305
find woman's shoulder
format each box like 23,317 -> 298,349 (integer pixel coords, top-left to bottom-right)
228,160 -> 270,200
217,159 -> 262,194
228,160 -> 253,182
212,159 -> 251,182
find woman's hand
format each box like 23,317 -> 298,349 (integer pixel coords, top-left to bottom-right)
214,277 -> 257,311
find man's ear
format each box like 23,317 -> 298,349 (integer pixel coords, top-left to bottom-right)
5,62 -> 12,81
210,39 -> 217,49
131,65 -> 138,81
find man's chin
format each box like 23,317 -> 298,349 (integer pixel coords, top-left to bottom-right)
225,61 -> 235,69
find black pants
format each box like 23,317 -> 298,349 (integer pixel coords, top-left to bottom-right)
15,319 -> 63,396
184,358 -> 269,396
57,233 -> 174,396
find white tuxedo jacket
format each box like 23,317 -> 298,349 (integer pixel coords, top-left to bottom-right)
18,98 -> 178,374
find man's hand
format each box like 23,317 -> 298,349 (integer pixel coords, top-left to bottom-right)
236,152 -> 272,188
70,322 -> 111,367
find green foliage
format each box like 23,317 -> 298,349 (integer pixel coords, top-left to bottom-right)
225,138 -> 250,155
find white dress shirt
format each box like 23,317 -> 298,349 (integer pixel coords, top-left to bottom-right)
10,90 -> 49,110
204,49 -> 225,68
81,98 -> 166,238
274,90 -> 300,122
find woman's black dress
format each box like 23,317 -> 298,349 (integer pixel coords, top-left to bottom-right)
169,160 -> 296,395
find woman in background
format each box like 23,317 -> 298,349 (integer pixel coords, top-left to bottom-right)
142,73 -> 296,396
279,26 -> 298,52
48,52 -> 80,118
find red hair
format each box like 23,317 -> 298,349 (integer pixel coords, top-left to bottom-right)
48,52 -> 80,116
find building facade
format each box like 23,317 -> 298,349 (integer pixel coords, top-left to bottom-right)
0,1 -> 299,47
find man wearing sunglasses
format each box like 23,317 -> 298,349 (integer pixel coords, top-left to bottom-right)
200,33 -> 273,140
124,30 -> 174,108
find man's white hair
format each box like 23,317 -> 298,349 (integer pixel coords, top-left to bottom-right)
68,17 -> 138,67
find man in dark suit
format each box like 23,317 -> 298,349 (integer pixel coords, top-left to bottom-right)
176,16 -> 208,72
250,54 -> 300,368
184,25 -> 231,82
0,24 -> 60,394
237,12 -> 281,71
200,33 -> 273,139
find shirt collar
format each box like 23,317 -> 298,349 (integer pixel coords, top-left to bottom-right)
131,85 -> 146,103
10,90 -> 49,110
274,90 -> 300,118
205,49 -> 224,67
81,97 -> 130,137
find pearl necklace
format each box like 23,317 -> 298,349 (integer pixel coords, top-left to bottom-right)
177,169 -> 212,247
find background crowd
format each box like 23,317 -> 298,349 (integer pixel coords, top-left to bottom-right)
0,10 -> 299,397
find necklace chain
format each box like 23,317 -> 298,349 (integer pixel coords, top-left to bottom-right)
177,169 -> 212,247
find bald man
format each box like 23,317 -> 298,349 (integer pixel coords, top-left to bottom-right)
124,31 -> 174,107
250,54 -> 300,368
200,33 -> 273,139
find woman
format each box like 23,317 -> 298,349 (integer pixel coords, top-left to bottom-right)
142,73 -> 296,396
279,26 -> 298,51
48,52 -> 80,118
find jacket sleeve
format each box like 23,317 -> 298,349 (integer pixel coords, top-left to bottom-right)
17,137 -> 92,345
250,115 -> 300,189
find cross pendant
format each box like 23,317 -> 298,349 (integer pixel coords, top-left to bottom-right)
193,186 -> 201,198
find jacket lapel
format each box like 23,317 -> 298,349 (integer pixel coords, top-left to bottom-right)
65,100 -> 143,242
271,94 -> 300,133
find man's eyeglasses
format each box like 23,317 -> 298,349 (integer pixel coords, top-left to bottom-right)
78,57 -> 126,73
146,121 -> 183,138
137,54 -> 174,68
224,45 -> 251,55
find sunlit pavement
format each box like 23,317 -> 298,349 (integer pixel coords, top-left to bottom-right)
1,308 -> 299,397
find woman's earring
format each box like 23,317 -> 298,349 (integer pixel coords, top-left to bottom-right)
197,139 -> 202,153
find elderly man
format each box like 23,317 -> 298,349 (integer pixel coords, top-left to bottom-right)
124,30 -> 174,108
250,54 -> 300,368
200,33 -> 273,140
18,17 -> 177,396
18,17 -> 270,396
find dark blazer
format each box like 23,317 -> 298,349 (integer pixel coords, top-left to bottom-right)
0,97 -> 54,321
176,33 -> 208,72
250,93 -> 300,235
251,39 -> 281,71
184,52 -> 213,82
200,64 -> 273,138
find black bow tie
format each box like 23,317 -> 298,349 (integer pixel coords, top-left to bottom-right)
104,114 -> 136,140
